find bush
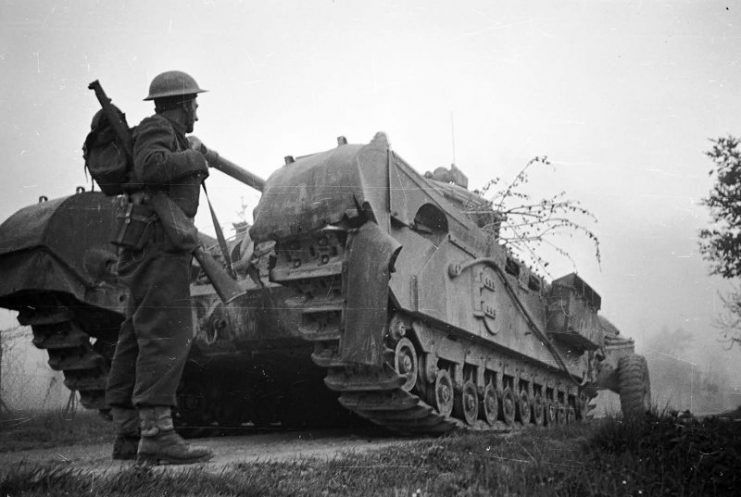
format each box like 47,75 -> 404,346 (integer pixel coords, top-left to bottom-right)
589,412 -> 741,496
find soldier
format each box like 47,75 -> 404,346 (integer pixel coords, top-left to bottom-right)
105,70 -> 213,465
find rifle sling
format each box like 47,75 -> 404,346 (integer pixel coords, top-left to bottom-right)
202,182 -> 236,279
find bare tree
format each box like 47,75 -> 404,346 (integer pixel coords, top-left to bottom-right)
713,289 -> 741,348
471,156 -> 600,277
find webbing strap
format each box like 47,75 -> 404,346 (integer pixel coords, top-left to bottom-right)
201,182 -> 236,279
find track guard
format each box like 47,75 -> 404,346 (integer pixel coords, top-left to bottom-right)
340,221 -> 401,366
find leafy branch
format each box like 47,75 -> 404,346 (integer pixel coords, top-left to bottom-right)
700,135 -> 741,348
700,136 -> 741,279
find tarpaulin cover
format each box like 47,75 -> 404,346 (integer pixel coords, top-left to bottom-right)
0,192 -> 117,292
0,250 -> 86,307
0,196 -> 67,255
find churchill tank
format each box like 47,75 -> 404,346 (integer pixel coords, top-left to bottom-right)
0,132 -> 650,432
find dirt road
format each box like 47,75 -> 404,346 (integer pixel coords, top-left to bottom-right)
0,428 -> 421,472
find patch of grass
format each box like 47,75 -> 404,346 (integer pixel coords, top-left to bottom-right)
0,464 -> 271,497
0,431 -> 586,497
588,412 -> 741,496
0,409 -> 113,452
1,414 -> 739,496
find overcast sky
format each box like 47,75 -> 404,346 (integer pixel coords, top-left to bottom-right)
1,0 -> 740,378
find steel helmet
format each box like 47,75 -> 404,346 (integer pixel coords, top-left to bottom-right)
143,70 -> 207,101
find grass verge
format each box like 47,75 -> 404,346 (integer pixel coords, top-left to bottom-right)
1,412 -> 739,496
0,409 -> 113,453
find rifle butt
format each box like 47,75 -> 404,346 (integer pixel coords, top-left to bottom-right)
193,247 -> 246,304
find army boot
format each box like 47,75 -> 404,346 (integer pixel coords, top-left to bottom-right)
136,406 -> 213,465
111,407 -> 139,460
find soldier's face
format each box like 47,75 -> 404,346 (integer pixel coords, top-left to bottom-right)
185,99 -> 199,133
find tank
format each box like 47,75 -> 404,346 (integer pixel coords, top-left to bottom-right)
0,132 -> 650,432
0,192 -> 126,410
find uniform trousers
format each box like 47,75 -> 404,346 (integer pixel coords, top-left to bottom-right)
105,223 -> 194,408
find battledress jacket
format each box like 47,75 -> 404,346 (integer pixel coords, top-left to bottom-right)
104,114 -> 208,408
131,114 -> 208,218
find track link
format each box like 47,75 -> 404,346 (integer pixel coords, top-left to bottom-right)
295,289 -> 463,434
18,303 -> 112,410
306,314 -> 582,433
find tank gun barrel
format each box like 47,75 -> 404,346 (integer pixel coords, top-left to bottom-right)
204,149 -> 265,192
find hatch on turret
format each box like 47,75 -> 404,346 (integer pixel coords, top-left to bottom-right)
423,165 -> 504,236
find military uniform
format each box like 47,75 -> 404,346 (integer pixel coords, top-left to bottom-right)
105,114 -> 208,409
104,70 -> 213,465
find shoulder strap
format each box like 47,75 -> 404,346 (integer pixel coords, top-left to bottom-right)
201,182 -> 236,278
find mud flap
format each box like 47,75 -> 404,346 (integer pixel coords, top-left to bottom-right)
340,222 -> 402,366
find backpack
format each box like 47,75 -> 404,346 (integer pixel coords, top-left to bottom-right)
82,105 -> 132,196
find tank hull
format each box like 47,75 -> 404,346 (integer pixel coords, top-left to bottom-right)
249,133 -> 644,431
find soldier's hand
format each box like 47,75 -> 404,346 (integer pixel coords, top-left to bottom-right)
187,135 -> 208,156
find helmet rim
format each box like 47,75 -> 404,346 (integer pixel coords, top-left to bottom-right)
144,70 -> 207,101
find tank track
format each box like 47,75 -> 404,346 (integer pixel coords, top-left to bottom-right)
293,284 -> 454,433
302,302 -> 584,433
16,295 -> 116,410
275,231 -> 588,434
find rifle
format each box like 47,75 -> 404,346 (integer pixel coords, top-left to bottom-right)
202,149 -> 265,192
88,80 -> 245,304
87,80 -> 133,163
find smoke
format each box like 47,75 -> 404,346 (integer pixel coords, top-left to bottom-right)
639,326 -> 741,415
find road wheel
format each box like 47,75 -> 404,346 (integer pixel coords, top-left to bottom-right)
556,404 -> 566,425
394,338 -> 418,392
545,400 -> 557,426
618,354 -> 651,418
532,392 -> 545,426
517,390 -> 531,425
500,387 -> 516,426
481,383 -> 499,426
454,381 -> 479,426
566,406 -> 576,424
432,370 -> 454,417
